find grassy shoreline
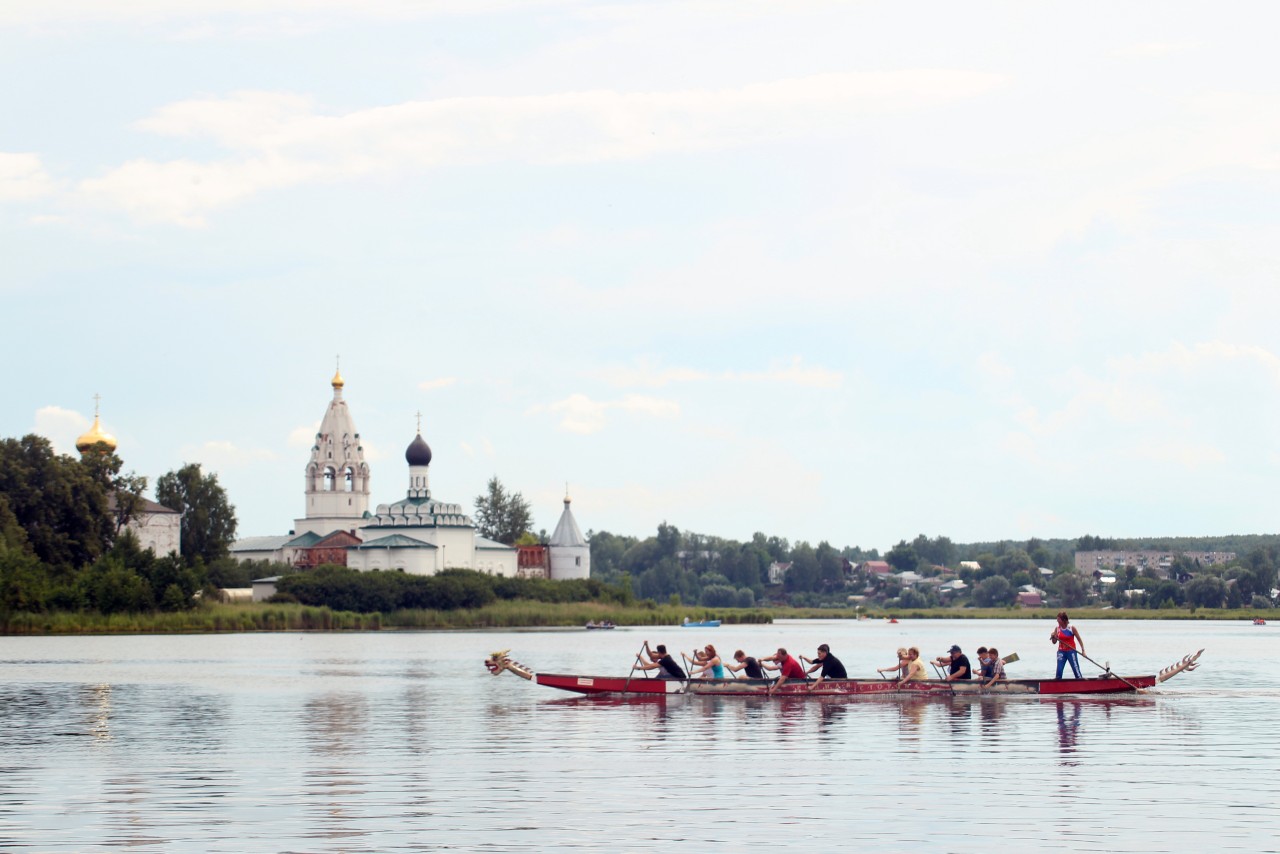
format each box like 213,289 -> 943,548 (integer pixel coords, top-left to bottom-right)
1,602 -> 1275,634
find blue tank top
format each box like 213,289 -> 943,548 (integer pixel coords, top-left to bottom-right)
711,662 -> 725,678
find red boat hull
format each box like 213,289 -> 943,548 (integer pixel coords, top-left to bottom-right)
534,673 -> 1157,697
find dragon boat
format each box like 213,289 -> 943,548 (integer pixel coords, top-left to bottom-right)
484,649 -> 1203,697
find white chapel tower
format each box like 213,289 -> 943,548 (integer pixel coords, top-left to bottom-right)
548,491 -> 590,580
293,367 -> 371,538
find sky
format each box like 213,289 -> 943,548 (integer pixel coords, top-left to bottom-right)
4,1 -> 1280,552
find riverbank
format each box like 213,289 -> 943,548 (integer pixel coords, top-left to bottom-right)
0,601 -> 774,635
3,602 -> 1276,634
778,606 -> 1280,621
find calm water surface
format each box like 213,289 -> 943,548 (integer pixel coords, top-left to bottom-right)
0,619 -> 1276,852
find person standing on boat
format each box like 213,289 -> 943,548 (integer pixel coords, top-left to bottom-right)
639,643 -> 687,680
727,649 -> 766,679
761,647 -> 806,695
804,643 -> 848,690
897,647 -> 927,687
1050,612 -> 1085,679
934,645 -> 972,680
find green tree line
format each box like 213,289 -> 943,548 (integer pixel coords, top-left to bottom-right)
0,435 -> 239,620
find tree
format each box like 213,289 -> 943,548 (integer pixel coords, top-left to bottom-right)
472,476 -> 532,545
973,575 -> 1014,607
79,449 -> 149,539
784,542 -> 820,593
156,463 -> 238,566
1056,574 -> 1088,608
816,541 -> 844,587
885,540 -> 919,572
0,435 -> 112,569
1184,575 -> 1226,609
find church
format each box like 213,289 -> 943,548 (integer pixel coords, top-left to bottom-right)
75,400 -> 181,557
231,370 -> 590,580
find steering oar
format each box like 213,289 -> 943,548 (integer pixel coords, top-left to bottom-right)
1080,651 -> 1145,694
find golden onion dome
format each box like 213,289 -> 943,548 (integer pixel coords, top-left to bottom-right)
75,414 -> 118,453
331,368 -> 345,389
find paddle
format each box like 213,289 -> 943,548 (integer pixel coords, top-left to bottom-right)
1080,651 -> 1145,693
622,641 -> 651,693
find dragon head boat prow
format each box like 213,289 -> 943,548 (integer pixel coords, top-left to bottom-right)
484,649 -> 535,680
1155,649 -> 1204,684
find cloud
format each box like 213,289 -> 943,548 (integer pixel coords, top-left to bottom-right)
418,377 -> 458,391
288,422 -> 321,447
0,153 -> 54,203
76,70 -> 1004,223
595,356 -> 840,389
0,0 -> 572,29
33,405 -> 90,455
181,440 -> 276,468
1110,42 -> 1192,59
531,392 -> 680,434
1131,441 -> 1226,470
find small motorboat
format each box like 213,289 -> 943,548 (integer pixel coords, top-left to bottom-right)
681,618 -> 721,628
585,621 -> 616,630
1254,618 -> 1267,626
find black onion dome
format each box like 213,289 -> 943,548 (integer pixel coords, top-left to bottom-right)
405,433 -> 433,466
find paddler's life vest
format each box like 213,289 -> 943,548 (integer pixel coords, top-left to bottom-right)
1056,625 -> 1077,652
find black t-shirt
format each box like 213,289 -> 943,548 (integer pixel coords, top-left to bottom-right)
949,654 -> 972,679
820,654 -> 848,679
742,657 -> 765,679
657,654 -> 687,679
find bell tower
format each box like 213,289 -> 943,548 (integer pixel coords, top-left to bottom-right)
294,363 -> 371,537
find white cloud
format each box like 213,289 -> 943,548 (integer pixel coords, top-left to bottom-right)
0,0 -> 567,29
288,422 -> 320,447
418,377 -> 458,391
595,356 -> 840,389
733,357 -> 842,389
1132,441 -> 1226,470
531,392 -> 680,434
32,405 -> 90,455
76,70 -> 1004,224
0,153 -> 54,203
1110,42 -> 1192,59
181,440 -> 276,469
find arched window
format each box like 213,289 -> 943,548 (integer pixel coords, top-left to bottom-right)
343,468 -> 354,492
323,467 -> 336,492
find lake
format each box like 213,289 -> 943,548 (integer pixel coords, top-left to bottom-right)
1,618 -> 1275,852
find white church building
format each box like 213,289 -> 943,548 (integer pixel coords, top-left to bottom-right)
232,370 -> 588,579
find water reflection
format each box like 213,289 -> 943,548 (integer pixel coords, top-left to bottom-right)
89,683 -> 112,743
0,628 -> 1275,853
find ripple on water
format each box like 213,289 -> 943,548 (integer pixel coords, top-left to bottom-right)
0,624 -> 1277,851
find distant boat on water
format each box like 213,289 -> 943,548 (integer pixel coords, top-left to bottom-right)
682,618 -> 721,628
585,621 -> 616,630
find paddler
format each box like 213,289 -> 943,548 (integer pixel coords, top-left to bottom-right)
897,647 -> 927,687
761,647 -> 807,696
727,649 -> 766,679
803,643 -> 848,691
933,645 -> 972,680
638,643 -> 688,680
1050,611 -> 1085,679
